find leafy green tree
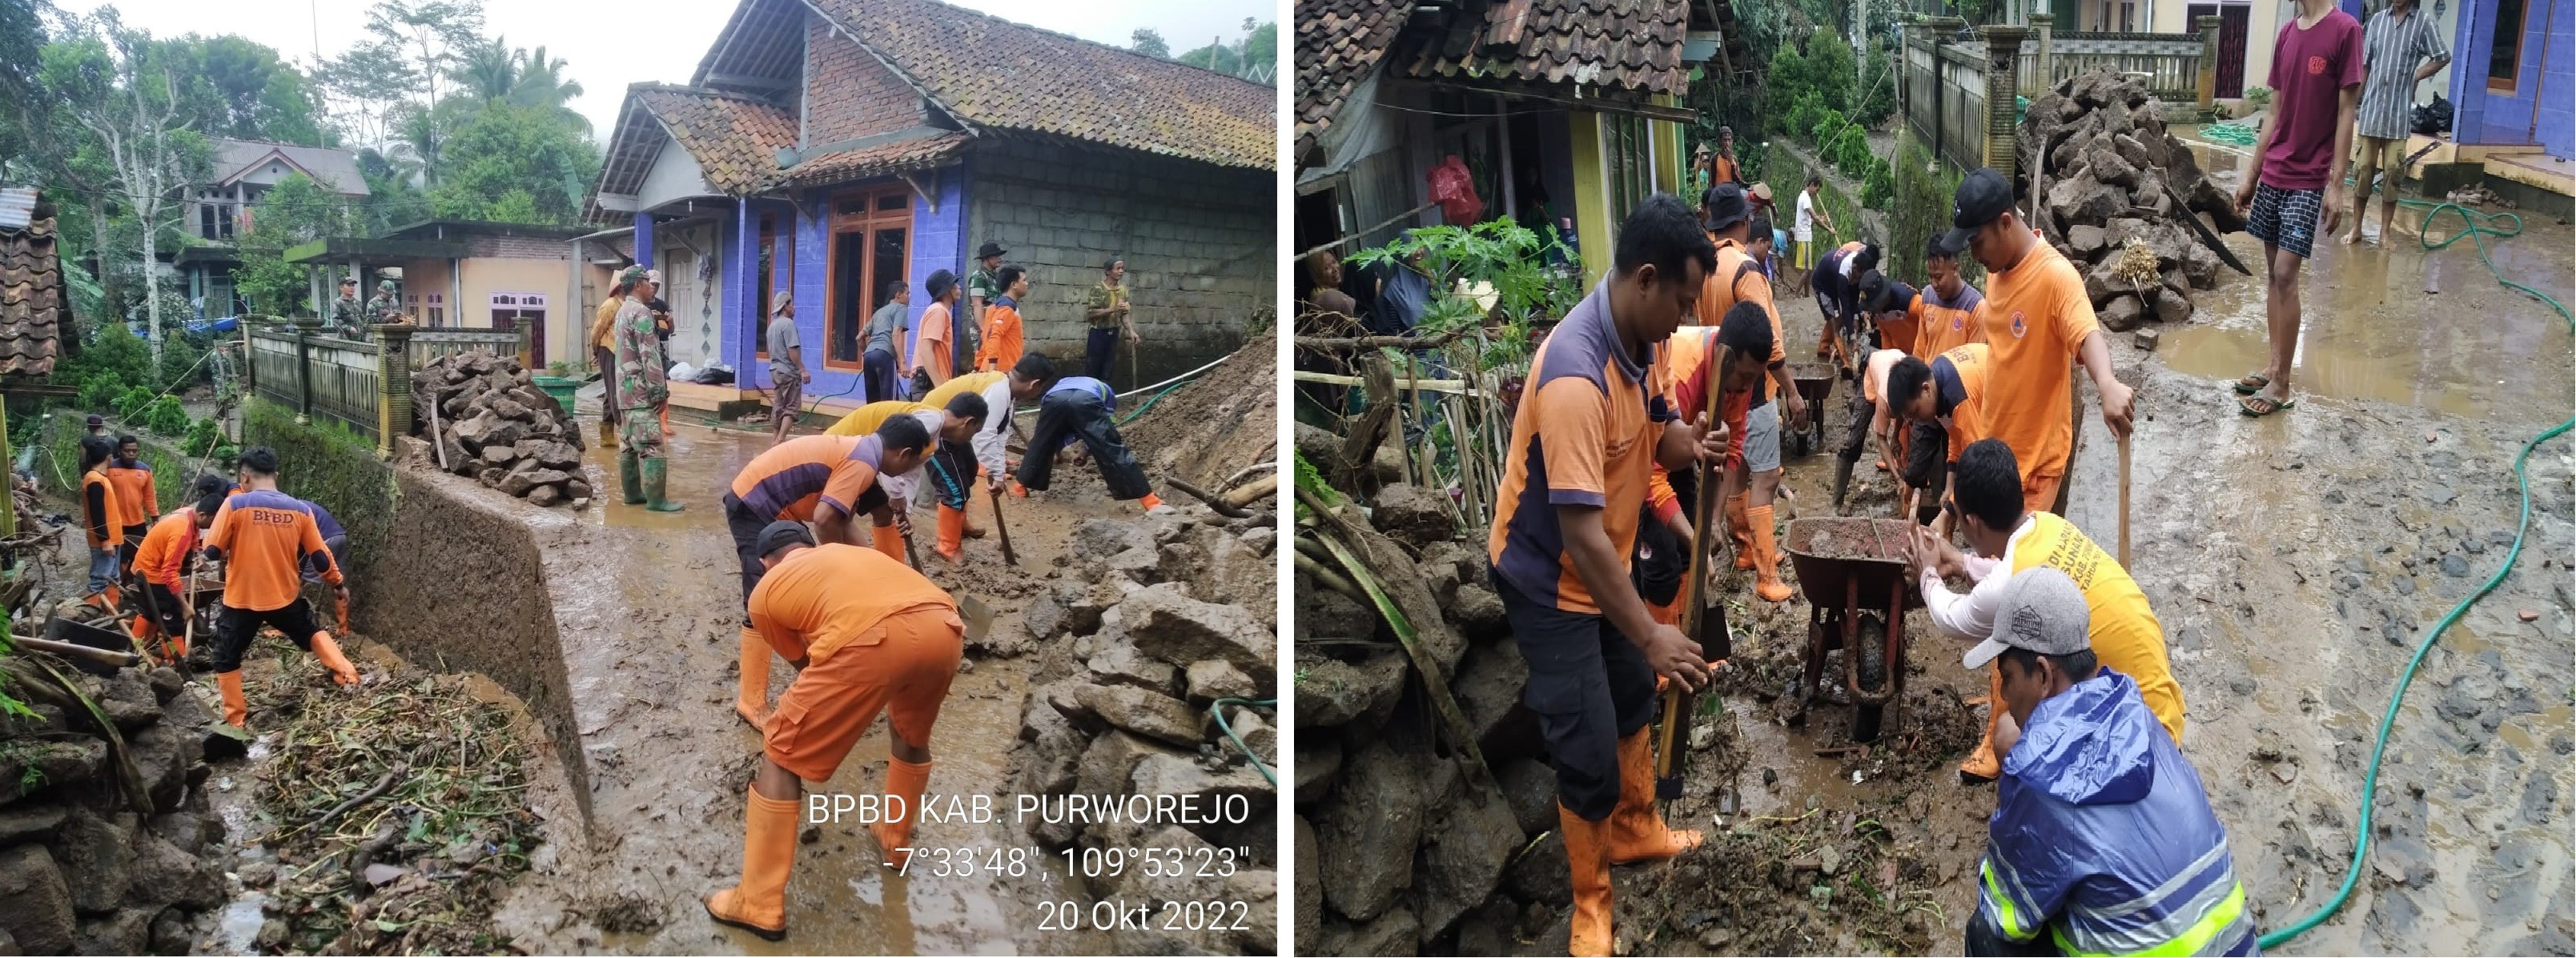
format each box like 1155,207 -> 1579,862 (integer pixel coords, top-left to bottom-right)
159,34 -> 328,144
428,102 -> 597,224
1129,28 -> 1169,58
1176,19 -> 1276,83
231,173 -> 349,315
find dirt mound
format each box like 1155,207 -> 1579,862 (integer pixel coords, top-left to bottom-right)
1119,331 -> 1276,489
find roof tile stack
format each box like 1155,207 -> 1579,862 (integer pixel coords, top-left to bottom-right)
0,211 -> 62,380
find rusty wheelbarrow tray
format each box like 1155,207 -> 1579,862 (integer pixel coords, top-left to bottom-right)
1781,517 -> 1923,743
1784,363 -> 1837,457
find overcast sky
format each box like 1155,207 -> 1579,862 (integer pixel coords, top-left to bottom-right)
60,0 -> 1274,141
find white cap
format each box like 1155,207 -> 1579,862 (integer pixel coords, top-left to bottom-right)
1962,567 -> 2092,670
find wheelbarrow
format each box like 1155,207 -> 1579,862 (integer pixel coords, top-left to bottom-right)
1781,517 -> 1924,744
1782,363 -> 1837,457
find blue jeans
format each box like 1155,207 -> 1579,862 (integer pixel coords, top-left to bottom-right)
88,546 -> 119,595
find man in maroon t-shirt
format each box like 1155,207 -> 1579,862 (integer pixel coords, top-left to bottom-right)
2230,0 -> 2361,418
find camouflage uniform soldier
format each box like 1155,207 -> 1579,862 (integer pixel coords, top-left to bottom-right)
357,279 -> 404,341
614,267 -> 683,511
329,277 -> 363,338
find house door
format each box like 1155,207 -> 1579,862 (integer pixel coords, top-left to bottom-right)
489,292 -> 547,367
2189,3 -> 2252,99
826,187 -> 913,372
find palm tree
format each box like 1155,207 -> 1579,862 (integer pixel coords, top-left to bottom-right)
509,46 -> 588,135
449,37 -> 516,102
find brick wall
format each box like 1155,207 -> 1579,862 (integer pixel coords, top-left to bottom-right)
803,14 -> 926,146
463,234 -> 572,260
963,138 -> 1272,385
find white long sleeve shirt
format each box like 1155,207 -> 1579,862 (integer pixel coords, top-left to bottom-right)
1919,514 -> 2037,641
875,409 -> 950,508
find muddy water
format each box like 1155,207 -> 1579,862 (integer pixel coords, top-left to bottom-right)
490,422 -> 1118,954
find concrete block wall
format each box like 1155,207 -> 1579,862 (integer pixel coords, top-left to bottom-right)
463,234 -> 573,261
803,14 -> 926,147
964,138 -> 1272,384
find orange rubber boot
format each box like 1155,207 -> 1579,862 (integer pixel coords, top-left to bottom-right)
873,758 -> 932,870
934,505 -> 966,563
704,785 -> 798,940
1608,728 -> 1703,864
309,632 -> 360,686
1726,492 -> 1754,570
1007,479 -> 1027,498
1749,505 -> 1793,602
870,524 -> 907,564
1959,667 -> 2006,783
735,626 -> 773,728
1135,493 -> 1163,511
215,671 -> 248,728
1560,804 -> 1614,957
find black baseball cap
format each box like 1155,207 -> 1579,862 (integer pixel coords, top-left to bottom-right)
1939,168 -> 2015,255
1856,270 -> 1892,312
755,520 -> 816,559
976,241 -> 1007,260
84,414 -> 102,427
1702,182 -> 1750,233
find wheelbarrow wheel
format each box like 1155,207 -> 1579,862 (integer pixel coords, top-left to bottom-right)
1850,611 -> 1891,744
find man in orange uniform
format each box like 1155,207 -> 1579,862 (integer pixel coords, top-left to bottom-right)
1942,170 -> 2135,515
1884,344 -> 1992,532
78,435 -> 126,607
1491,194 -> 1726,958
1655,304 -> 1778,623
1694,186 -> 1804,603
721,418 -> 932,727
1909,233 -> 1987,359
914,271 -> 959,389
972,266 -> 1027,373
819,396 -> 989,562
131,487 -> 222,660
202,447 -> 355,728
704,521 -> 962,942
106,435 -> 157,555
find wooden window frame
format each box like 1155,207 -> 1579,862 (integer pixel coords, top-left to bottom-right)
2488,0 -> 2531,93
822,185 -> 913,372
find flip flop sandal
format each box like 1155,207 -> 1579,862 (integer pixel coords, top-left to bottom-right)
2239,395 -> 2296,417
2232,372 -> 2271,395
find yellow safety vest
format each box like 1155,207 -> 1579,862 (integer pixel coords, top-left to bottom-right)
2007,512 -> 2186,744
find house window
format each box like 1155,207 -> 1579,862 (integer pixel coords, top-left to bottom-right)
2489,0 -> 2529,92
410,291 -> 445,327
199,202 -> 218,240
219,204 -> 235,240
490,293 -> 548,367
2119,2 -> 2136,30
826,186 -> 911,371
1603,114 -> 1654,227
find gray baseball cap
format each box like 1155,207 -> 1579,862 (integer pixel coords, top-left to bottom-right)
1963,567 -> 2091,670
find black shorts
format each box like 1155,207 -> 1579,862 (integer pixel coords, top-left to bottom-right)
211,601 -> 324,673
1493,569 -> 1658,821
723,494 -> 771,621
139,581 -> 191,640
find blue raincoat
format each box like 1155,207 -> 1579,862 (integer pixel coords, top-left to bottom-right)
1973,669 -> 2259,956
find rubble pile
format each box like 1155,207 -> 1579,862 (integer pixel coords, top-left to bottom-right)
1007,502 -> 1281,954
2020,67 -> 2240,331
1292,479 -> 1550,955
0,656 -> 231,955
409,350 -> 592,507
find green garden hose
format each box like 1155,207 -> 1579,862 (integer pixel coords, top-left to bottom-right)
1209,697 -> 1279,786
2255,200 -> 2570,952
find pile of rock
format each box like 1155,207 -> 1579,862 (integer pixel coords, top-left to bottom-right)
1293,479 -> 1561,955
0,662 -> 231,954
1005,505 -> 1280,954
409,350 -> 591,507
2020,67 -> 2240,331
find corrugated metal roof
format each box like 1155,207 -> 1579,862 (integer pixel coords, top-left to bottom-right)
0,187 -> 32,230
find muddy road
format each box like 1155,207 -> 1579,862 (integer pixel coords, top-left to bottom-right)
1597,209 -> 2573,955
484,419 -> 1146,955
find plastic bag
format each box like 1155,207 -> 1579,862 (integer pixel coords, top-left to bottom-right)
1428,154 -> 1484,226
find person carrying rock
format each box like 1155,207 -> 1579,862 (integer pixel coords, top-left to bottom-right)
589,271 -> 632,448
201,446 -> 356,728
1911,439 -> 2183,784
613,266 -> 684,511
1012,355 -> 1163,514
820,396 -> 989,562
1943,169 -> 2136,516
131,485 -> 222,661
1693,184 -> 1803,603
704,521 -> 962,941
78,435 -> 125,608
1833,345 -> 1914,511
2232,0 -> 2362,416
1489,194 -> 1729,958
1958,567 -> 2254,956
1909,232 -> 1989,359
721,418 -> 932,726
1879,344 -> 1993,532
973,266 -> 1028,374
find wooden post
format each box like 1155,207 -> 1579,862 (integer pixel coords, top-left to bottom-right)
374,323 -> 413,458
2195,14 -> 2223,115
1980,25 -> 2031,182
2031,13 -> 2056,94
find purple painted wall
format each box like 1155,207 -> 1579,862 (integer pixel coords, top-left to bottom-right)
774,166 -> 970,407
2450,0 -> 2573,158
631,213 -> 655,268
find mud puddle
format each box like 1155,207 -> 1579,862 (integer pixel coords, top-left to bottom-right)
495,420 -> 1127,954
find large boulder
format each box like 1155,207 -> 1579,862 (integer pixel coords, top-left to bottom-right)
2084,137 -> 2141,190
1086,640 -> 1180,696
1298,582 -> 1376,639
1294,816 -> 1324,946
1452,642 -> 1535,760
1413,774 -> 1525,940
1294,737 -> 1342,806
0,845 -> 75,954
1073,683 -> 1202,748
1071,518 -> 1153,558
2099,294 -> 2148,332
1123,583 -> 1274,675
2048,174 -> 2124,230
46,808 -> 132,915
1317,741 -> 1423,923
1294,647 -> 1408,728
1369,483 -> 1454,547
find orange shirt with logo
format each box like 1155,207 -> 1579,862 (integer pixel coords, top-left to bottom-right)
1934,343 -> 1994,463
206,489 -> 341,612
133,507 -> 198,587
81,469 -> 126,548
105,463 -> 156,535
1911,283 -> 1990,358
749,543 -> 956,665
1978,235 -> 2099,486
1697,238 -> 1786,407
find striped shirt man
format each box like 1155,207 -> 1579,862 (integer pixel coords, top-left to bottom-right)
2357,1 -> 2449,140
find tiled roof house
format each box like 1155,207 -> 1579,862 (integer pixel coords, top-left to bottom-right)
0,187 -> 63,380
1293,0 -> 1744,284
589,0 -> 1276,417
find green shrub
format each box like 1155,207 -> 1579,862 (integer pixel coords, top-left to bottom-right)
142,397 -> 187,437
183,418 -> 224,458
114,386 -> 155,422
1888,130 -> 1971,283
1862,158 -> 1896,209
